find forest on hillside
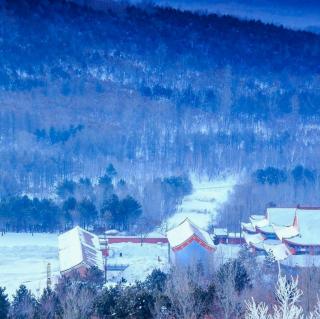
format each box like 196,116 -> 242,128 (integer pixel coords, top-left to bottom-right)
0,0 -> 320,224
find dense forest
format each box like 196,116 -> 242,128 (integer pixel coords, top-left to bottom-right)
0,163 -> 192,232
0,0 -> 319,226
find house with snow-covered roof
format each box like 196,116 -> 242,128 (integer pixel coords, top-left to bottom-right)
282,208 -> 320,255
167,218 -> 215,270
58,226 -> 104,276
242,207 -> 320,263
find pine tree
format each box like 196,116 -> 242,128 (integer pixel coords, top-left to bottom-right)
0,287 -> 9,319
11,285 -> 37,319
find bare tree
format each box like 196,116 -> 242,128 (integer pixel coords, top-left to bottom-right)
164,267 -> 209,319
299,266 -> 319,313
57,282 -> 96,319
214,261 -> 243,319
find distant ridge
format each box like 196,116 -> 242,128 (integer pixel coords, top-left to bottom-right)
66,0 -> 320,33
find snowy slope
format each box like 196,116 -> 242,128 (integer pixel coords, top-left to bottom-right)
167,176 -> 236,230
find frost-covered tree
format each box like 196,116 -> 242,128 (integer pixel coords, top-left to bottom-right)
245,276 -> 304,319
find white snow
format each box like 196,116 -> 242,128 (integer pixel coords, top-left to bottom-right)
0,233 -> 59,299
273,224 -> 299,241
263,241 -> 291,261
250,216 -> 269,228
167,175 -> 236,230
266,208 -> 297,226
243,232 -> 265,245
106,242 -> 169,283
286,209 -> 320,245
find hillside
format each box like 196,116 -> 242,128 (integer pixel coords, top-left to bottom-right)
127,0 -> 320,32
0,0 -> 319,204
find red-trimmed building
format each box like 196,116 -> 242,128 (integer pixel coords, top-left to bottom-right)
212,228 -> 244,245
242,207 -> 320,263
167,218 -> 215,270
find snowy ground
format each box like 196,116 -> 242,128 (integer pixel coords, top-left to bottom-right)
0,234 -> 241,296
106,242 -> 241,283
106,242 -> 169,283
167,175 -> 236,230
0,233 -> 59,298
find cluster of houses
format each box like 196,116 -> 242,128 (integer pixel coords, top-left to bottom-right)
242,206 -> 320,266
57,206 -> 320,277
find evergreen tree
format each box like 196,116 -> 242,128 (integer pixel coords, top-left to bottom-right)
37,288 -> 61,319
78,198 -> 98,229
0,287 -> 9,319
106,164 -> 117,179
11,285 -> 37,319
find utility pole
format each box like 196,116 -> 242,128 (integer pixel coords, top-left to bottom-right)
47,262 -> 52,289
104,232 -> 108,283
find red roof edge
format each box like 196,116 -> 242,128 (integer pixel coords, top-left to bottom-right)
172,234 -> 215,252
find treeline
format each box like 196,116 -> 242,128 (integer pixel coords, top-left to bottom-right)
253,165 -> 316,185
0,164 -> 192,233
0,194 -> 141,233
1,248 -> 320,318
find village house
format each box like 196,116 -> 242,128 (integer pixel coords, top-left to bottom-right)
58,226 -> 104,276
167,218 -> 215,270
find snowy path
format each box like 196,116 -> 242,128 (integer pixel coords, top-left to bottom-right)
167,176 -> 236,230
0,233 -> 59,298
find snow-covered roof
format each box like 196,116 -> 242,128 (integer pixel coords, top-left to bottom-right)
241,222 -> 255,232
243,232 -> 264,245
58,226 -> 104,273
213,228 -> 228,236
263,241 -> 291,261
250,215 -> 266,221
167,218 -> 214,251
272,224 -> 299,241
105,229 -> 119,236
256,225 -> 275,234
266,207 -> 297,226
285,209 -> 320,245
250,216 -> 268,228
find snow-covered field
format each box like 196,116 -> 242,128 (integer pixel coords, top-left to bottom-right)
167,176 -> 236,229
0,233 -> 59,298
